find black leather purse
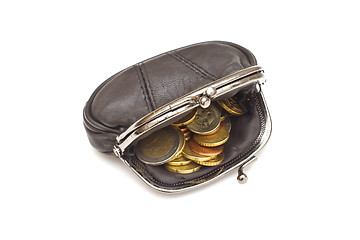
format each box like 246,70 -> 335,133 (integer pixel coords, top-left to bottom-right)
83,41 -> 272,192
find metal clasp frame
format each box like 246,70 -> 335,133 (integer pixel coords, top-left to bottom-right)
113,66 -> 271,189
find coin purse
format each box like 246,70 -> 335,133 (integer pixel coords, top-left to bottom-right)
83,41 -> 272,192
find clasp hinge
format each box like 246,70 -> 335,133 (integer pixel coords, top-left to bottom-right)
113,144 -> 123,158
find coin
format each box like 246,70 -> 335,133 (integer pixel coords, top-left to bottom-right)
220,113 -> 228,121
174,126 -> 186,157
185,133 -> 192,141
193,125 -> 229,147
193,152 -> 225,166
172,108 -> 198,127
187,104 -> 221,135
182,141 -> 215,162
201,123 -> 221,135
222,117 -> 231,133
165,161 -> 201,174
217,105 -> 229,121
217,97 -> 245,116
180,127 -> 189,132
135,126 -> 185,165
167,155 -> 192,166
184,131 -> 192,138
188,139 -> 224,157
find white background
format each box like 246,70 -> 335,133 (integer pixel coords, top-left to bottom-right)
1,1 -> 359,239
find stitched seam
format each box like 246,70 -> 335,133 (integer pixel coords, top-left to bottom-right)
168,52 -> 216,81
135,64 -> 151,112
174,51 -> 217,80
170,52 -> 216,80
139,63 -> 156,110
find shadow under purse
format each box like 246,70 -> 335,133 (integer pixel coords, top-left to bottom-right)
83,41 -> 272,192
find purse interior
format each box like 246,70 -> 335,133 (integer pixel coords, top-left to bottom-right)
122,89 -> 267,191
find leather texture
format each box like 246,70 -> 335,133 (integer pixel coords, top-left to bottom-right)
84,41 -> 257,153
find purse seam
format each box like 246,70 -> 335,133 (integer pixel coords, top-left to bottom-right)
139,63 -> 157,109
174,51 -> 217,80
135,64 -> 152,112
168,52 -> 216,81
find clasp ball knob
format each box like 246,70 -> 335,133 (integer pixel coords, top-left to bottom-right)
199,96 -> 211,108
237,173 -> 248,184
205,87 -> 217,98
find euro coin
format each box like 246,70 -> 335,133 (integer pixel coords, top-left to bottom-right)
172,108 -> 198,127
201,123 -> 221,135
222,117 -> 231,133
184,131 -> 191,138
217,97 -> 245,116
182,141 -> 215,162
135,126 -> 185,165
193,152 -> 225,166
165,161 -> 201,174
188,139 -> 224,157
220,112 -> 229,122
180,127 -> 189,132
217,104 -> 229,121
174,126 -> 186,157
185,135 -> 192,142
167,155 -> 192,166
193,125 -> 229,147
187,104 -> 221,135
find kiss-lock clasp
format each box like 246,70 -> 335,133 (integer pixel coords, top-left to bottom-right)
199,87 -> 217,108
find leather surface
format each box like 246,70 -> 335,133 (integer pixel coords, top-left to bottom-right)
84,41 -> 257,153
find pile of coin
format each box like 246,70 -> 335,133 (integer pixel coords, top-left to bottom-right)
135,97 -> 245,174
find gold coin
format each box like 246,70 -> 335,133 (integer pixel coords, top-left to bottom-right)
165,161 -> 201,174
217,105 -> 229,121
174,126 -> 186,157
172,108 -> 198,127
193,152 -> 225,166
167,155 -> 192,166
217,97 -> 245,116
180,127 -> 189,132
184,131 -> 191,138
135,126 -> 184,165
185,135 -> 192,141
182,141 -> 215,162
222,117 -> 231,133
172,151 -> 183,160
193,125 -> 229,147
187,104 -> 221,135
220,112 -> 229,122
170,151 -> 183,161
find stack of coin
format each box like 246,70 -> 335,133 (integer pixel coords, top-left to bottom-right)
183,104 -> 229,167
179,126 -> 192,141
135,97 -> 244,174
217,96 -> 245,116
